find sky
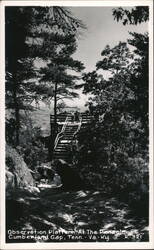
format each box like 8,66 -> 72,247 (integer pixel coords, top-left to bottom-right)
70,7 -> 148,73
45,6 -> 149,111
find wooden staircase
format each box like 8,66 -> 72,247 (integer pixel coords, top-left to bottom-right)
52,113 -> 94,161
53,124 -> 79,160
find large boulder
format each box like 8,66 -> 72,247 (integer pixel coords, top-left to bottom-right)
6,144 -> 34,190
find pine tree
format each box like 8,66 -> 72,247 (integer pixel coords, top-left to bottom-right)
39,33 -> 85,138
5,6 -> 85,146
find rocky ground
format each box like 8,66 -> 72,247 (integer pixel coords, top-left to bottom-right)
6,187 -> 149,243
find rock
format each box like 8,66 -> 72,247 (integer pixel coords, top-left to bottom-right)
6,170 -> 15,189
54,160 -> 84,191
24,186 -> 40,194
51,173 -> 62,186
37,162 -> 55,182
6,144 -> 34,190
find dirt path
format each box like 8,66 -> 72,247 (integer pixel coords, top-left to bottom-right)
6,188 -> 149,243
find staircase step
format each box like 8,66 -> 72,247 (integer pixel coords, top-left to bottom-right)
62,136 -> 74,138
53,114 -> 95,160
53,156 -> 68,159
59,140 -> 71,143
60,140 -> 70,144
56,145 -> 68,148
65,126 -> 77,128
63,135 -> 73,137
63,136 -> 74,138
54,154 -> 68,158
65,127 -> 77,129
54,154 -> 68,157
65,129 -> 77,130
54,153 -> 67,156
58,143 -> 70,145
56,145 -> 69,148
54,149 -> 67,152
64,133 -> 75,135
55,149 -> 67,152
65,126 -> 78,128
65,129 -> 77,131
54,151 -> 68,154
62,138 -> 73,140
64,133 -> 76,135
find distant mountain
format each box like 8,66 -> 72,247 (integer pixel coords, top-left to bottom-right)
30,107 -> 51,136
6,102 -> 88,138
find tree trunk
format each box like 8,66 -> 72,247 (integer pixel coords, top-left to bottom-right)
13,79 -> 20,146
15,103 -> 20,146
53,81 -> 58,137
49,81 -> 58,161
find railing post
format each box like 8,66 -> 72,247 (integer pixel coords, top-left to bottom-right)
53,115 -> 69,151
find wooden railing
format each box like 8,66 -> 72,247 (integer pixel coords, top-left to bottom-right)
72,117 -> 82,139
50,113 -> 95,124
81,114 -> 94,123
54,116 -> 69,150
50,114 -> 69,123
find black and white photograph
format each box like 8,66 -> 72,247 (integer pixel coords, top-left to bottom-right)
0,0 -> 153,249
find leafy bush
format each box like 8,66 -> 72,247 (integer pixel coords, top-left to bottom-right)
73,117 -> 149,213
17,126 -> 49,170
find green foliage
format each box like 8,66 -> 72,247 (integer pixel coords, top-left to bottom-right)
17,126 -> 48,169
77,118 -> 148,192
76,29 -> 149,208
128,32 -> 149,131
39,32 -> 85,138
5,6 -> 85,146
5,7 -> 149,241
96,42 -> 133,74
73,6 -> 149,212
112,6 -> 149,25
6,109 -> 49,170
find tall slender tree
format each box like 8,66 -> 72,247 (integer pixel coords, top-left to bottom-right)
5,6 -> 85,146
39,33 -> 84,137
